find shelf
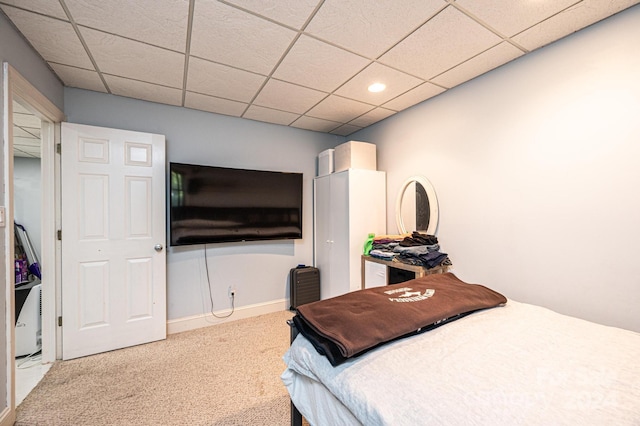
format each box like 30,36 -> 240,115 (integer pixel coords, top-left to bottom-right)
361,255 -> 450,288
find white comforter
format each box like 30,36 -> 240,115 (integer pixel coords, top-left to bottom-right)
283,300 -> 640,425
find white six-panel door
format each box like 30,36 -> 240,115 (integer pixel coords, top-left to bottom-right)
61,123 -> 166,360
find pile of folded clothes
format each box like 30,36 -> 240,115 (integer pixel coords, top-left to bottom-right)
368,231 -> 452,269
367,234 -> 404,260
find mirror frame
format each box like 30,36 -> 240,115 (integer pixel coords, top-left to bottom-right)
395,176 -> 439,235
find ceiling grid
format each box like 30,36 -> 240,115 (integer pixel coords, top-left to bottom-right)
2,0 -> 638,137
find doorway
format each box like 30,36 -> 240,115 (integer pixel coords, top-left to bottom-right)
4,64 -> 64,417
12,99 -> 50,404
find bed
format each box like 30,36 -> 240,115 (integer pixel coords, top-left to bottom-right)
282,273 -> 640,425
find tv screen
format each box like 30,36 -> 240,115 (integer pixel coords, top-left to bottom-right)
169,163 -> 303,246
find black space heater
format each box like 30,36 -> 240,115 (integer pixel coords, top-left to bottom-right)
289,266 -> 320,310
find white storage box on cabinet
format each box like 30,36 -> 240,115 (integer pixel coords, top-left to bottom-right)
313,169 -> 386,299
317,149 -> 334,176
334,141 -> 376,172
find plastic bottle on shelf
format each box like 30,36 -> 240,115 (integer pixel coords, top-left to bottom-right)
363,233 -> 375,256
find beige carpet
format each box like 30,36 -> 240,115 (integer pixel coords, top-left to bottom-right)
16,310 -> 296,426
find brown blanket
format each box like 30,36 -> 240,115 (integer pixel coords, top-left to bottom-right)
294,273 -> 507,366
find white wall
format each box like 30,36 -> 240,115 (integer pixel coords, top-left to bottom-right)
13,157 -> 42,260
64,88 -> 342,320
353,6 -> 640,332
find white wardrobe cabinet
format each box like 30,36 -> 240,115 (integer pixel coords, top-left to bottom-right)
313,169 -> 386,299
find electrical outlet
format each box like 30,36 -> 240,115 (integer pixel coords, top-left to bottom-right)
228,285 -> 236,298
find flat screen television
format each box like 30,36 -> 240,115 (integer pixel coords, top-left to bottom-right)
169,163 -> 303,246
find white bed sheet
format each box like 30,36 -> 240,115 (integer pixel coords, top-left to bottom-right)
281,367 -> 361,426
282,300 -> 640,425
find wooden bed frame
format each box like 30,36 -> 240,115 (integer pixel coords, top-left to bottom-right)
288,319 -> 303,426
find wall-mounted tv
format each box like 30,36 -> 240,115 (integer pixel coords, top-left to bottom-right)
169,163 -> 303,246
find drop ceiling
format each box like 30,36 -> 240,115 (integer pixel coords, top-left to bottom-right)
12,101 -> 41,158
2,0 -> 638,136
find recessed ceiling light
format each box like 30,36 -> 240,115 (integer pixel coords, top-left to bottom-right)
368,82 -> 386,93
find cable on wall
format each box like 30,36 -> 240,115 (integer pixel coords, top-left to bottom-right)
203,244 -> 235,319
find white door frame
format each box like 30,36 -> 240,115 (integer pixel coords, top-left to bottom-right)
2,63 -> 64,423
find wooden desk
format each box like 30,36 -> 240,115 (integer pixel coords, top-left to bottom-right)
361,255 -> 450,288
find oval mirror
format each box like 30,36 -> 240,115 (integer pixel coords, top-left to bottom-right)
395,176 -> 439,235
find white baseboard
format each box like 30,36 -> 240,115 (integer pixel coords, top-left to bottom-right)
0,406 -> 15,426
167,298 -> 290,335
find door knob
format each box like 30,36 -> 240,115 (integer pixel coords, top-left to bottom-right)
154,244 -> 163,252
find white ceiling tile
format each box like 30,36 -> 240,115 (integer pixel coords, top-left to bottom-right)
306,95 -> 374,122
80,27 -> 185,88
187,57 -> 266,102
104,75 -> 183,106
65,0 -> 190,52
305,0 -> 446,58
273,35 -> 370,93
1,5 -> 93,69
243,105 -> 300,126
13,146 -> 41,158
191,0 -> 297,74
431,42 -> 524,88
253,79 -> 327,113
49,63 -> 108,93
331,124 -> 363,136
349,107 -> 396,127
184,91 -> 247,117
291,115 -> 341,132
13,136 -> 40,147
335,62 -> 423,105
12,102 -> 32,115
222,0 -> 319,29
382,82 -> 445,111
0,0 -> 67,19
12,127 -> 38,139
27,127 -> 41,138
455,0 -> 578,38
14,123 -> 41,138
380,6 -> 502,80
13,112 -> 41,128
513,0 -> 640,51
